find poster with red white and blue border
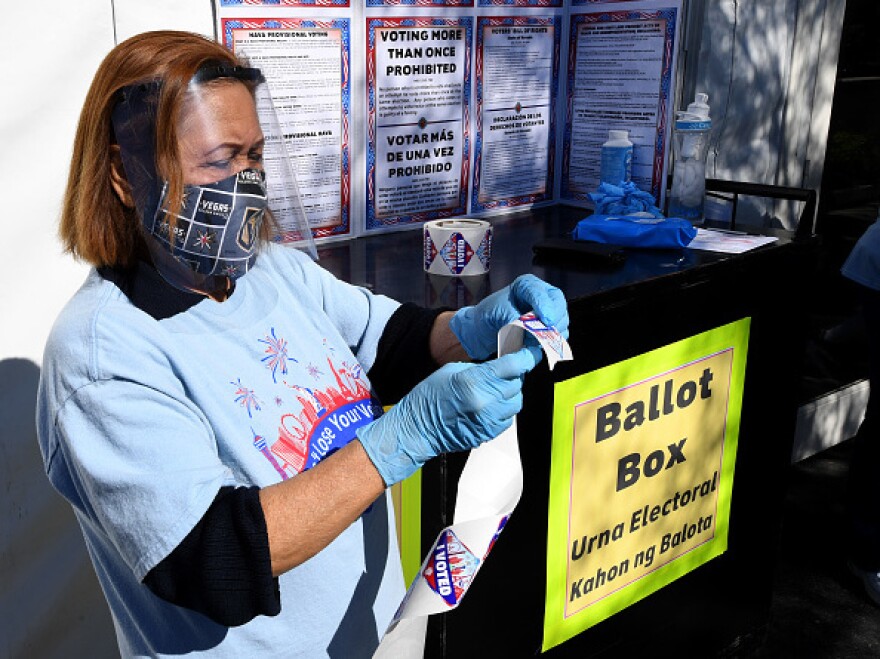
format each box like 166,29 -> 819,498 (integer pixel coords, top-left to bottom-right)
220,0 -> 350,8
478,0 -> 561,7
561,4 -> 680,206
471,15 -> 561,214
368,0 -> 472,8
222,18 -> 353,240
366,16 -> 472,232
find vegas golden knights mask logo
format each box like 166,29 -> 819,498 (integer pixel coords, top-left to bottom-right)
237,207 -> 264,252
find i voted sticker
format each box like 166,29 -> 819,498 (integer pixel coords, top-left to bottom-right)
422,530 -> 480,607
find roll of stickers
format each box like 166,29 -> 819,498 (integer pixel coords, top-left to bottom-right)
423,219 -> 492,276
374,313 -> 573,658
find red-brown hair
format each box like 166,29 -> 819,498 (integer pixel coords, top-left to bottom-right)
61,31 -> 259,267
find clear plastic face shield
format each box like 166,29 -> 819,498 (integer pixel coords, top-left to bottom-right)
111,63 -> 316,297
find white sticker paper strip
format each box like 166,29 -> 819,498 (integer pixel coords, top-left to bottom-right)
374,313 -> 573,658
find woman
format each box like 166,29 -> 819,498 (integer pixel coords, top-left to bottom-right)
36,30 -> 568,657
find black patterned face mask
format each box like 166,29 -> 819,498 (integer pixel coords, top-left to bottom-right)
140,168 -> 268,295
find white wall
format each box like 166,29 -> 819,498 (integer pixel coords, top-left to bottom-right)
684,0 -> 845,230
2,6 -> 117,656
1,3 -> 212,656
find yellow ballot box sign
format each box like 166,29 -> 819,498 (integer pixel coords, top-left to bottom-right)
543,318 -> 750,652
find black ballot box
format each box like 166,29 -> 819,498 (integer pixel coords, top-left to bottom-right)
319,191 -> 818,658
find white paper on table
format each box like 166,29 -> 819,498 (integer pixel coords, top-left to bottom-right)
374,313 -> 573,658
688,228 -> 779,254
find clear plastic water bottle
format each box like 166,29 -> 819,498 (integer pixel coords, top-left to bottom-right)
668,93 -> 711,223
599,129 -> 633,186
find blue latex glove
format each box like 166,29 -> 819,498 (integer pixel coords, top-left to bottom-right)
449,274 -> 569,360
588,181 -> 664,218
356,348 -> 539,486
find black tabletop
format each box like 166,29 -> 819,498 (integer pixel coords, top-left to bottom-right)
315,204 -> 796,309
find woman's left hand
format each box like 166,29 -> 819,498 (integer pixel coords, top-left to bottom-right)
449,274 -> 569,360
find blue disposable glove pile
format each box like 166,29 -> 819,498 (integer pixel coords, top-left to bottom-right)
449,274 -> 569,360
588,181 -> 664,218
357,348 -> 540,486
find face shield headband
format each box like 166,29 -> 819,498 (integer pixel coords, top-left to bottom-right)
111,63 -> 316,297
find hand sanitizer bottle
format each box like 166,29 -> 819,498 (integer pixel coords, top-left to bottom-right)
669,93 -> 712,223
599,130 -> 633,186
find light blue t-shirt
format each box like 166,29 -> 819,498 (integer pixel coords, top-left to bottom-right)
842,213 -> 880,291
36,244 -> 406,658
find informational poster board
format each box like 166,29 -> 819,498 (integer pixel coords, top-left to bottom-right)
366,17 -> 472,231
543,318 -> 750,652
471,16 -> 560,213
478,0 -> 563,14
368,0 -> 472,7
221,0 -> 351,8
222,19 -> 353,239
561,3 -> 680,205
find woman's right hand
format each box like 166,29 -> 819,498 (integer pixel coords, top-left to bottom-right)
356,346 -> 540,486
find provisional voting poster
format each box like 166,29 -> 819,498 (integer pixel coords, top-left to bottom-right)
472,16 -> 560,213
562,4 -> 679,205
543,318 -> 750,652
221,0 -> 350,6
223,20 -> 353,239
571,0 -> 646,4
368,0 -> 471,6
366,17 -> 472,231
480,0 -> 562,6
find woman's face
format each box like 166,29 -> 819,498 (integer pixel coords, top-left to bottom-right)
177,80 -> 264,185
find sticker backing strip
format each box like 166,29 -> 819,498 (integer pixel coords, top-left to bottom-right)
374,313 -> 573,657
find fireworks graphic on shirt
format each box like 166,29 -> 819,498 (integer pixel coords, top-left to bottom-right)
192,229 -> 215,252
268,356 -> 374,477
231,378 -> 262,418
259,327 -> 295,383
305,363 -> 323,379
